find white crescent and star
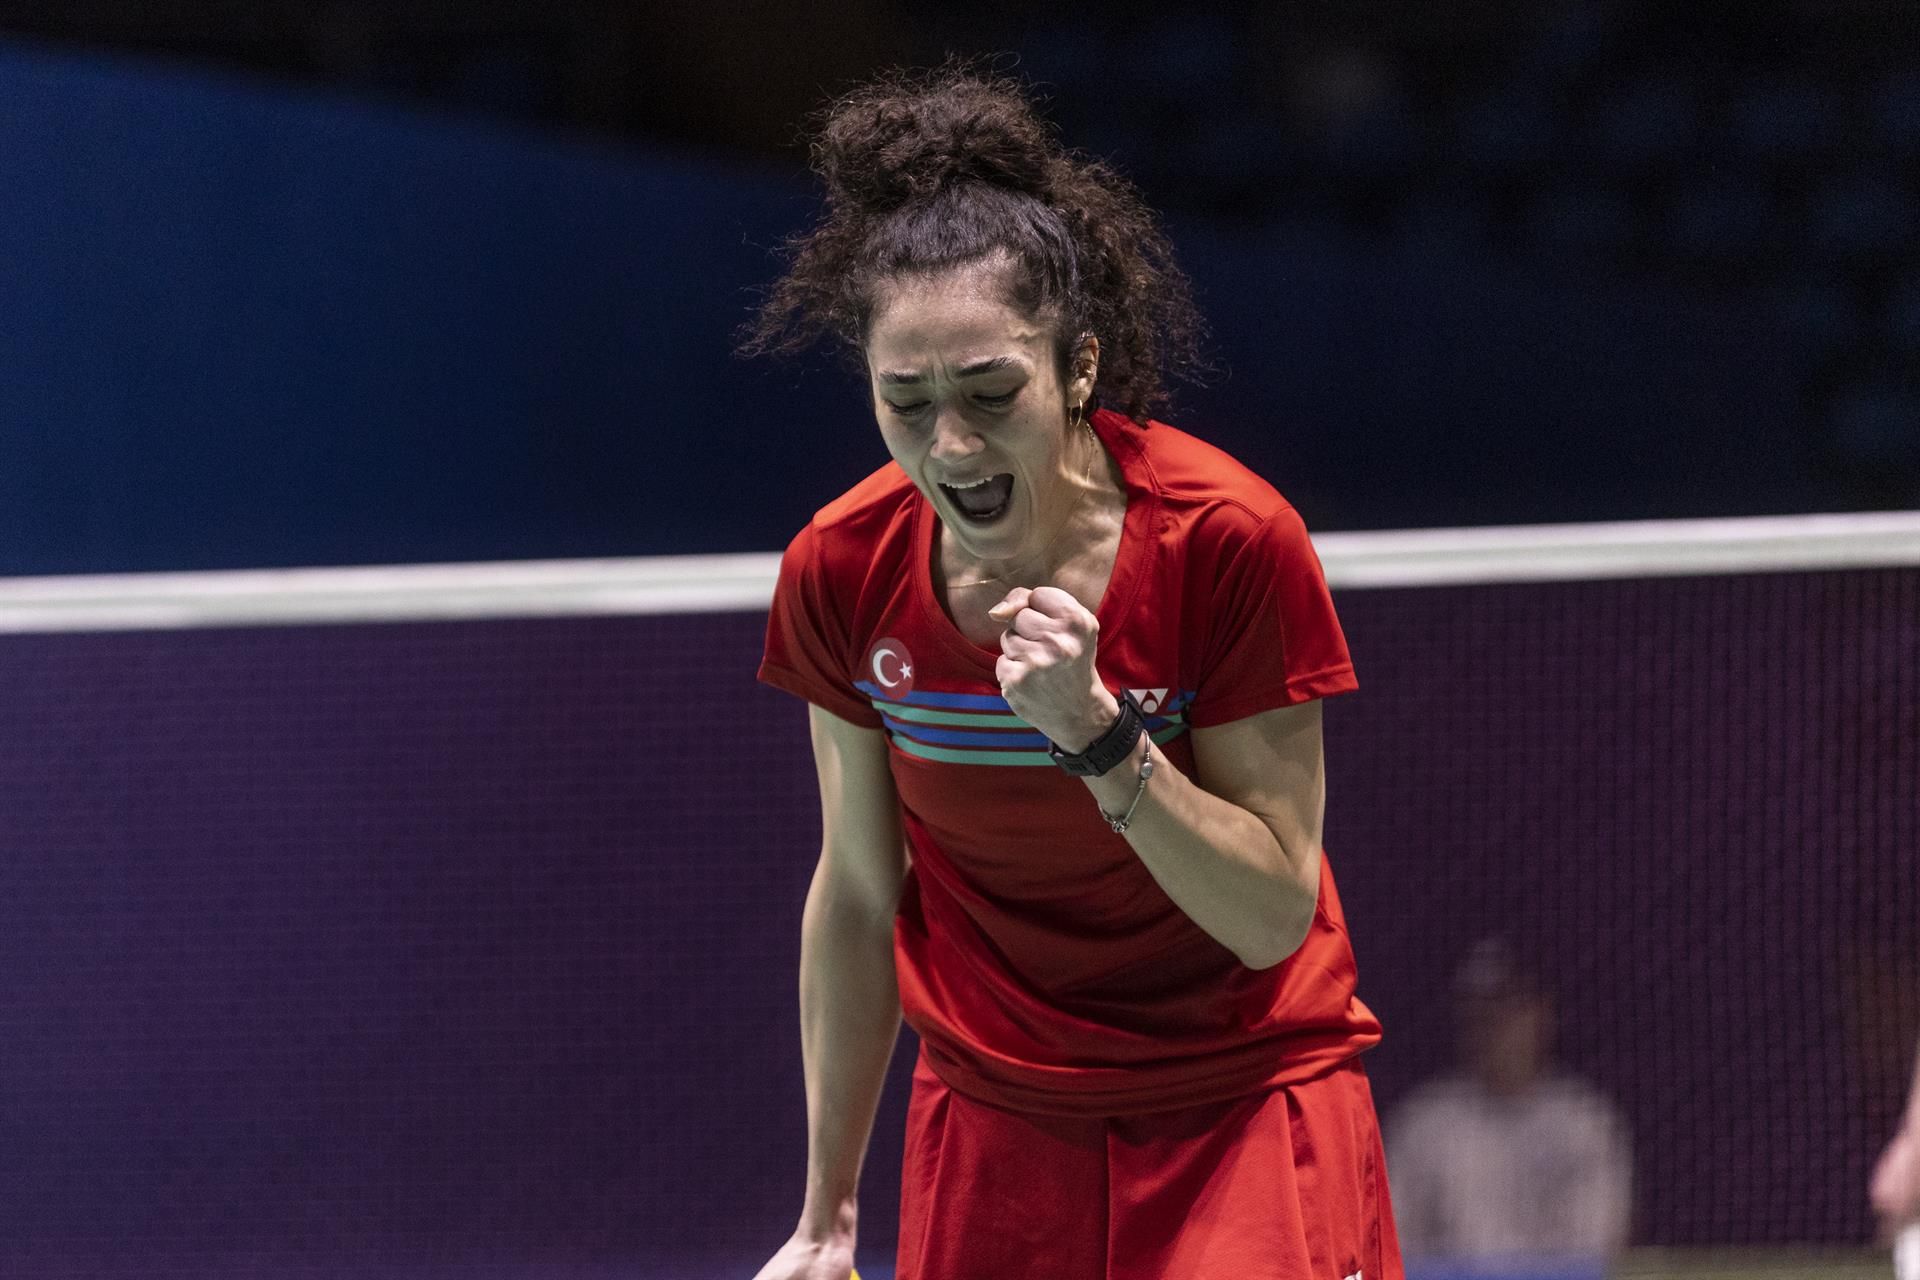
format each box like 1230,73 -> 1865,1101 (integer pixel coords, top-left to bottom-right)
871,646 -> 912,688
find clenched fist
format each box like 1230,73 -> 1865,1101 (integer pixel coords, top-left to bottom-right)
986,585 -> 1120,752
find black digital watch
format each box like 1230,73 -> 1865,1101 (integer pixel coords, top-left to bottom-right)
1047,688 -> 1147,777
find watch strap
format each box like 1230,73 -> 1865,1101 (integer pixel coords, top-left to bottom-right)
1047,688 -> 1145,777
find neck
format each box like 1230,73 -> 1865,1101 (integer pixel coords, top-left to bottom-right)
945,423 -> 1108,592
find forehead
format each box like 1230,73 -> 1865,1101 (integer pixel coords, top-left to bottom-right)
865,261 -> 1052,370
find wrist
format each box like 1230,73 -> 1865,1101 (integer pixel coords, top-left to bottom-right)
797,1194 -> 856,1243
1090,732 -> 1155,833
1048,687 -> 1144,779
1059,687 -> 1121,753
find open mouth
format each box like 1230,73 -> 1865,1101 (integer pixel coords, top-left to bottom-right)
939,474 -> 1015,523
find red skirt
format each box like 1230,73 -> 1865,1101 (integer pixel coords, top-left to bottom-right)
896,1050 -> 1402,1280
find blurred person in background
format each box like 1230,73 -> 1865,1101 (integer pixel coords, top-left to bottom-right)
1386,937 -> 1632,1263
1874,1036 -> 1920,1237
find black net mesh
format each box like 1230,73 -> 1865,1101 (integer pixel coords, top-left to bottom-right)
1332,568 -> 1920,1251
0,564 -> 1913,1276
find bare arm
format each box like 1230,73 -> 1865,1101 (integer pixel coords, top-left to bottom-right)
992,585 -> 1327,970
793,705 -> 907,1244
1081,697 -> 1325,970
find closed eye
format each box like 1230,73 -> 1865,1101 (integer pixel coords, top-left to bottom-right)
884,389 -> 1016,417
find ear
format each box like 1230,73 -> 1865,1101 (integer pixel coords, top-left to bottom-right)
1068,333 -> 1101,407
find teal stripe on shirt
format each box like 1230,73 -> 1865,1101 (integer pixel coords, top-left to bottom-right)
888,723 -> 1189,767
881,701 -> 1187,730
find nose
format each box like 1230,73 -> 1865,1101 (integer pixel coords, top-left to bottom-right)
927,407 -> 984,467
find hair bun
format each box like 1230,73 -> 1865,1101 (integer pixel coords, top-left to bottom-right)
815,68 -> 1056,211
743,61 -> 1211,425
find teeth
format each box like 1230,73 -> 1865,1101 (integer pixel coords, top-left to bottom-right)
946,477 -> 993,489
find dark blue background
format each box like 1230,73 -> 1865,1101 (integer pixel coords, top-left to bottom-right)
0,39 -> 1817,577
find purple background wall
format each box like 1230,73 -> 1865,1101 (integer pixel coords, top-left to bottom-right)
1335,568 -> 1919,1249
1,567 -> 1915,1275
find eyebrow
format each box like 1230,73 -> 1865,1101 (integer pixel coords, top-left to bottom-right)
877,355 -> 1024,386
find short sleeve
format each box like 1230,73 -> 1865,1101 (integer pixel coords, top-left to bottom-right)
757,521 -> 883,728
1186,505 -> 1357,728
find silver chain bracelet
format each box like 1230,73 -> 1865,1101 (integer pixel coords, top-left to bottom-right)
1099,733 -> 1154,834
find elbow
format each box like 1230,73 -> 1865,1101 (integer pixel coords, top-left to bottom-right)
1235,909 -> 1314,971
1236,837 -> 1320,970
1237,937 -> 1303,972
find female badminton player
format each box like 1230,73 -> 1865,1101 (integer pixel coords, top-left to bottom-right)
742,64 -> 1401,1280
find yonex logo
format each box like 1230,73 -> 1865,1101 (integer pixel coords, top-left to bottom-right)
1127,687 -> 1170,713
859,680 -> 1193,766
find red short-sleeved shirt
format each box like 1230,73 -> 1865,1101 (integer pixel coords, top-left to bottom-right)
759,407 -> 1381,1117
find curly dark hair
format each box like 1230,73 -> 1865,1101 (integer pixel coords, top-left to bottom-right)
737,61 -> 1212,424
